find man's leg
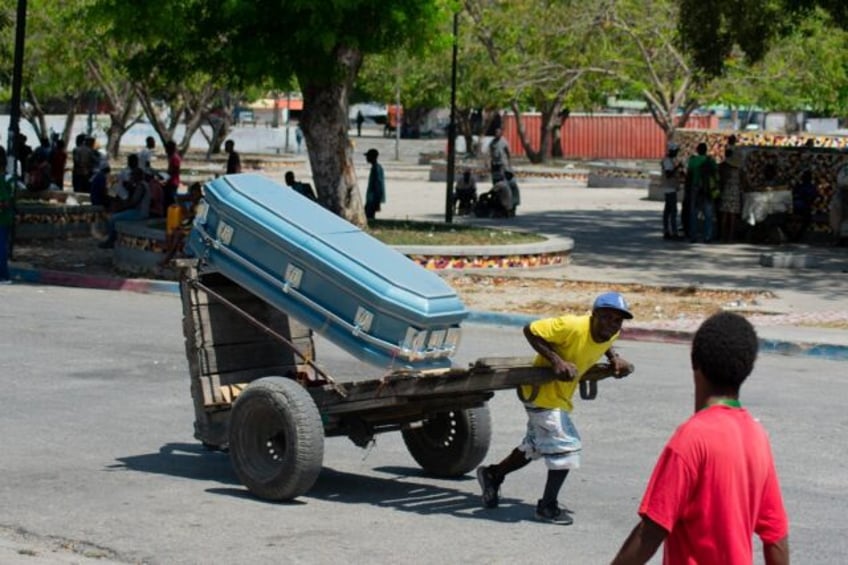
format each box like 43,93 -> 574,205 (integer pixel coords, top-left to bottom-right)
477,448 -> 530,508
533,409 -> 581,525
669,192 -> 678,236
541,469 -> 569,508
689,198 -> 701,242
681,190 -> 691,237
704,200 -> 715,242
663,192 -> 674,237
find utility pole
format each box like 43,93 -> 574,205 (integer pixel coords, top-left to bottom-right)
394,82 -> 401,161
285,91 -> 291,153
445,12 -> 458,224
6,0 -> 27,261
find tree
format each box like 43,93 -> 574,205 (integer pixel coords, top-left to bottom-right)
0,1 -> 91,145
598,0 -> 705,142
356,11 -> 499,156
96,0 -> 449,226
464,0 -> 609,163
677,0 -> 848,76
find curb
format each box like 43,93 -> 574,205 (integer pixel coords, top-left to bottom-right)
9,266 -> 180,295
10,266 -> 848,361
466,311 -> 848,362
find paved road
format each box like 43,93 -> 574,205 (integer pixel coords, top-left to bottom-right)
1,285 -> 845,564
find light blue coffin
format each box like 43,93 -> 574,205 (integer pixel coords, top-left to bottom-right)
188,174 -> 468,370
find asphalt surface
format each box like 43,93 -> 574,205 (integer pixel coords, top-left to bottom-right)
1,285 -> 846,564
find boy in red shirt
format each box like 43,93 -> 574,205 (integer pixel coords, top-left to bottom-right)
612,312 -> 789,564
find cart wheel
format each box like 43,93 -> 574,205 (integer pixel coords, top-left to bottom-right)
402,406 -> 491,477
229,377 -> 324,501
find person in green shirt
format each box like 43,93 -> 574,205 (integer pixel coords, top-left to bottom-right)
684,142 -> 718,243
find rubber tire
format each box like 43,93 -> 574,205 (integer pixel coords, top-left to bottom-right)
402,405 -> 491,477
228,377 -> 324,501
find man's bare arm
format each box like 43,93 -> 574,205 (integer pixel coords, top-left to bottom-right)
522,325 -> 577,380
610,516 -> 666,565
764,536 -> 789,565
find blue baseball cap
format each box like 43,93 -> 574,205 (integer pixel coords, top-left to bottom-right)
593,292 -> 633,319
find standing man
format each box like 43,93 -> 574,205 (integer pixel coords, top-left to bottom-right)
685,142 -> 717,243
138,136 -> 156,172
661,142 -> 682,239
225,139 -> 242,174
364,148 -> 385,220
489,127 -> 511,182
295,126 -> 304,154
476,292 -> 634,525
71,133 -> 93,194
49,139 -> 68,190
611,312 -> 789,564
163,140 -> 181,209
356,110 -> 365,137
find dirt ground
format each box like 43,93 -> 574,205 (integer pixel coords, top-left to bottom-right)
12,235 -> 774,325
447,274 -> 774,322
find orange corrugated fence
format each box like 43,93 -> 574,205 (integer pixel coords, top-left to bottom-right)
501,113 -> 718,160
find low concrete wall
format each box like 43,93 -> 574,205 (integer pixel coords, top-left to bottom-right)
398,235 -> 574,272
429,161 -> 589,183
586,163 -> 652,189
15,201 -> 104,239
113,219 -> 167,275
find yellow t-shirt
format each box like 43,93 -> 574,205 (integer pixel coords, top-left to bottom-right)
519,314 -> 617,412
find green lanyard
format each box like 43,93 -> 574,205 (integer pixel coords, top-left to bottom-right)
703,398 -> 742,410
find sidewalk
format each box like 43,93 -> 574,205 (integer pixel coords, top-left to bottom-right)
8,130 -> 848,359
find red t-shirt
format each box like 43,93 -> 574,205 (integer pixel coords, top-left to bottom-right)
639,405 -> 789,564
167,152 -> 181,188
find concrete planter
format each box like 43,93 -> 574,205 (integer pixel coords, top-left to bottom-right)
113,219 -> 168,275
15,200 -> 104,239
586,163 -> 652,189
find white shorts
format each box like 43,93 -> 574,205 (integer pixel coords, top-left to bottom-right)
518,406 -> 582,470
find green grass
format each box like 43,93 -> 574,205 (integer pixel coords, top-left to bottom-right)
365,219 -> 546,246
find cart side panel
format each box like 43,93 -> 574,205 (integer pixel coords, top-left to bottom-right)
180,269 -> 314,446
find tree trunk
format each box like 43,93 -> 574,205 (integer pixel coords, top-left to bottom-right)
456,109 -> 475,157
509,100 -> 561,164
136,84 -> 185,147
61,95 -> 80,144
297,46 -> 365,227
23,87 -> 48,142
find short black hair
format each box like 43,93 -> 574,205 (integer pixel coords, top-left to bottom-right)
691,312 -> 758,391
696,142 -> 707,155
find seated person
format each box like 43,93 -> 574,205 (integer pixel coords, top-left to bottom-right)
26,152 -> 52,193
284,171 -> 317,201
454,168 -> 477,215
474,178 -> 516,219
159,183 -> 203,267
98,167 -> 151,249
505,170 -> 520,215
90,164 -> 111,208
145,169 -> 166,218
488,177 -> 514,218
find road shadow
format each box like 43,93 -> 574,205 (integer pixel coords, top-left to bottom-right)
306,466 -> 534,523
110,446 -> 537,521
108,442 -> 238,485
